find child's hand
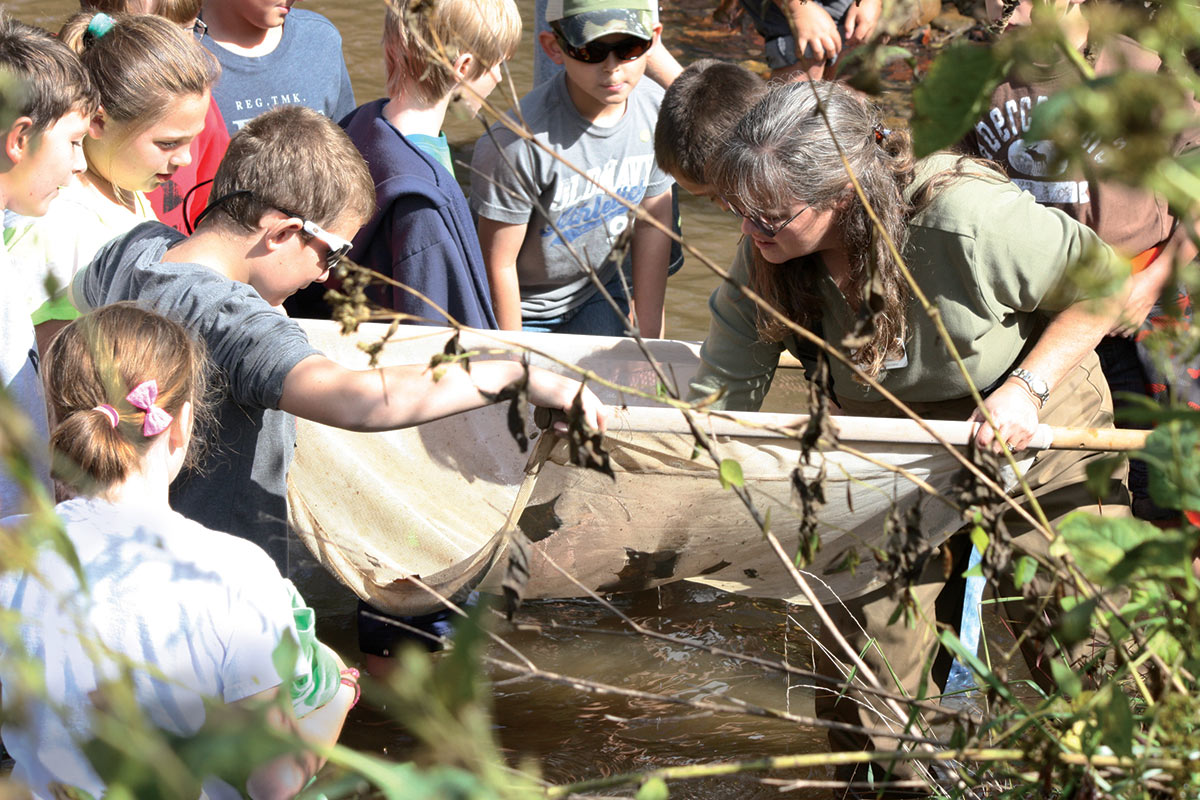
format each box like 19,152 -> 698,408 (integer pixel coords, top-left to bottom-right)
843,0 -> 882,49
1111,256 -> 1170,338
527,367 -> 609,434
785,0 -> 842,64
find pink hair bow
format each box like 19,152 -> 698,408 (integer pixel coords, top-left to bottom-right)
125,380 -> 174,437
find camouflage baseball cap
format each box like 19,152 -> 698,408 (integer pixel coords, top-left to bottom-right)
546,0 -> 655,47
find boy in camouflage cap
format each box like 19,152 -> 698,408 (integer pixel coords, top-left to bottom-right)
470,0 -> 675,337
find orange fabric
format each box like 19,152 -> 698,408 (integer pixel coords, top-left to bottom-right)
1130,244 -> 1163,274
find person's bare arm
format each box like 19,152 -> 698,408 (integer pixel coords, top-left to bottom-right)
1111,224 -> 1198,336
970,292 -> 1126,452
279,354 -> 608,434
477,217 -> 529,331
629,189 -> 674,339
643,38 -> 683,89
241,676 -> 356,799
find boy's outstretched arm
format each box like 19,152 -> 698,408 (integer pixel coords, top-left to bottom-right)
279,355 -> 608,434
630,189 -> 674,339
477,217 -> 528,331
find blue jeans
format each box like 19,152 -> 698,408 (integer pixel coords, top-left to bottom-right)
523,269 -> 633,337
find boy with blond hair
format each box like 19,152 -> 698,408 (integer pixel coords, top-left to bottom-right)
71,106 -> 607,568
0,13 -> 97,514
339,0 -> 521,328
470,0 -> 675,338
340,0 -> 522,672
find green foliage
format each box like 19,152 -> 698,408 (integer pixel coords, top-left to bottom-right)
1013,555 -> 1038,588
911,42 -> 1009,157
78,679 -> 296,799
635,777 -> 670,800
1057,511 -> 1188,586
968,524 -> 989,557
1050,659 -> 1082,700
1139,418 -> 1200,512
718,458 -> 744,490
1084,454 -> 1124,500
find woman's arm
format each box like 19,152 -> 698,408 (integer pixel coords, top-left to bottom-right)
689,241 -> 786,411
970,299 -> 1122,451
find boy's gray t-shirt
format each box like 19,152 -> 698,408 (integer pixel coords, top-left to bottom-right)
200,8 -> 356,136
470,73 -> 674,321
73,222 -> 318,569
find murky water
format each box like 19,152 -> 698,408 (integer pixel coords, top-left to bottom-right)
10,1 -> 855,795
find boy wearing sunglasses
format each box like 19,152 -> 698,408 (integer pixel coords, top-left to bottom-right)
69,105 -> 609,569
470,0 -> 675,339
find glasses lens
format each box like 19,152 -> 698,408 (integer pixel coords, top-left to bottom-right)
728,202 -> 806,238
561,34 -> 651,63
326,244 -> 350,270
612,37 -> 652,60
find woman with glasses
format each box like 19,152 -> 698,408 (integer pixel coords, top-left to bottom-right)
689,79 -> 1130,794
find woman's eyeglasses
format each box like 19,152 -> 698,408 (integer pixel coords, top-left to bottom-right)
552,29 -> 653,64
725,199 -> 811,238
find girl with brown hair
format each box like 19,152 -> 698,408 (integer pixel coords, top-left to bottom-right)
9,9 -> 218,352
0,304 -> 356,799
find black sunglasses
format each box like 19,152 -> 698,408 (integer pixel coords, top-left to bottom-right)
552,29 -> 652,64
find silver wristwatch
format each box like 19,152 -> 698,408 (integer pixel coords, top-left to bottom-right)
1009,368 -> 1050,405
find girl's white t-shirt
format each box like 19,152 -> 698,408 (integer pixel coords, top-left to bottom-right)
4,178 -> 156,322
0,496 -> 301,800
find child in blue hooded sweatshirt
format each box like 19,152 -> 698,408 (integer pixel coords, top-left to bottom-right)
340,0 -> 522,329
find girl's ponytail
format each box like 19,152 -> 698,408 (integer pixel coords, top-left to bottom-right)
43,303 -> 211,494
51,405 -> 141,488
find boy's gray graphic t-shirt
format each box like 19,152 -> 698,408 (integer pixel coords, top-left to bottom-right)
201,8 -> 356,136
470,73 -> 674,321
73,222 -> 319,569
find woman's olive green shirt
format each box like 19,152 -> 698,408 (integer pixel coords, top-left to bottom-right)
689,154 -> 1125,411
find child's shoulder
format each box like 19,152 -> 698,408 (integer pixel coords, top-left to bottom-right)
78,223 -> 285,330
53,496 -> 281,580
283,7 -> 345,41
513,76 -> 570,130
